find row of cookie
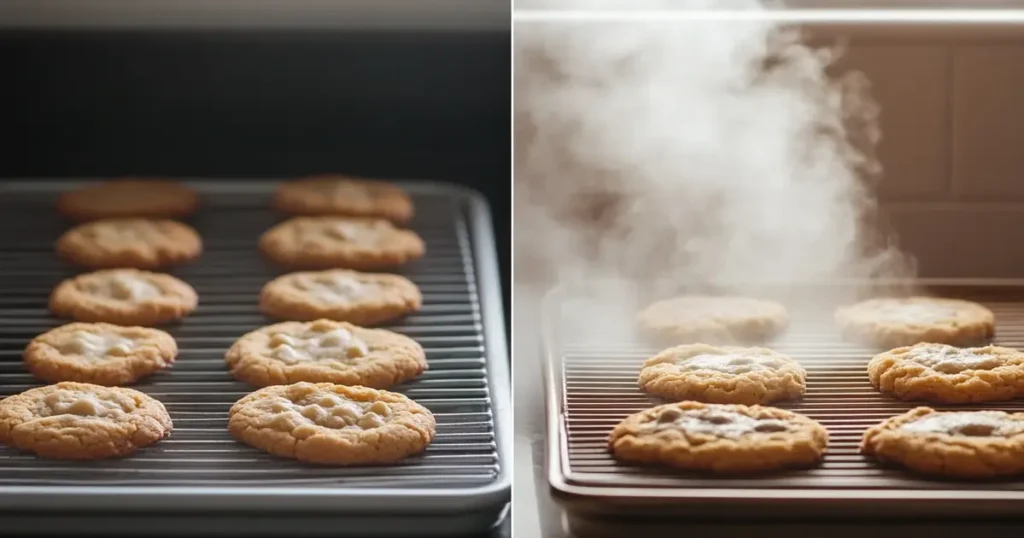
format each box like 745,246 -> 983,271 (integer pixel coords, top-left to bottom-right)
4,320 -> 434,464
608,401 -> 1021,479
56,176 -> 415,223
638,341 -> 1024,405
53,177 -> 422,270
50,268 -> 422,327
9,178 -> 438,464
53,175 -> 423,269
639,295 -> 995,349
0,381 -> 436,465
54,215 -> 425,271
22,319 -> 427,389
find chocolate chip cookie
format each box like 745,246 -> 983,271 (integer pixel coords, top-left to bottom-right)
861,407 -> 1024,478
273,175 -> 414,223
0,382 -> 173,459
638,344 -> 806,405
260,269 -> 421,325
23,322 -> 177,386
609,401 -> 828,473
56,218 -> 203,269
637,295 -> 789,344
49,269 -> 198,326
228,382 -> 435,465
225,319 -> 428,389
258,216 -> 425,270
867,343 -> 1024,403
835,296 -> 995,348
56,178 -> 199,221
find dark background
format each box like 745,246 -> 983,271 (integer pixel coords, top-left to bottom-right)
0,28 -> 511,537
0,29 -> 511,331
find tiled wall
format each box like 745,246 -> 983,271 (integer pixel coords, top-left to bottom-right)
830,36 -> 1024,278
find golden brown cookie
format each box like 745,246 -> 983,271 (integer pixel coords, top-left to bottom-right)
228,382 -> 435,465
638,344 -> 806,405
56,179 -> 199,221
23,322 -> 177,386
860,407 -> 1024,478
867,342 -> 1024,403
258,216 -> 425,270
608,401 -> 828,473
259,269 -> 421,325
49,269 -> 198,326
0,382 -> 173,459
225,319 -> 428,389
56,218 -> 203,269
273,176 -> 414,223
835,296 -> 995,348
637,295 -> 789,344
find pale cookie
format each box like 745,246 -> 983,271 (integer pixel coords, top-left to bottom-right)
225,319 -> 428,389
56,179 -> 199,221
56,218 -> 203,269
228,382 -> 435,465
638,344 -> 806,405
867,343 -> 1024,403
835,296 -> 995,348
23,322 -> 177,386
637,295 -> 789,344
860,407 -> 1024,478
273,176 -> 414,223
0,382 -> 173,459
260,269 -> 421,325
49,269 -> 198,326
608,401 -> 828,474
259,216 -> 425,270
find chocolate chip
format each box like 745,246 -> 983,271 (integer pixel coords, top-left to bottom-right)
657,407 -> 684,423
954,423 -> 997,437
702,413 -> 733,425
754,421 -> 789,433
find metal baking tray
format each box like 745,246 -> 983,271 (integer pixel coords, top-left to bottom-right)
0,179 -> 510,536
543,281 -> 1024,529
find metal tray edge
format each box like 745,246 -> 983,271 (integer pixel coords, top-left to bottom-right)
0,177 -> 485,198
541,280 -> 1024,518
0,179 -> 511,514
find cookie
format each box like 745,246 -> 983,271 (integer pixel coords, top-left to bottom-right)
835,296 -> 995,348
0,382 -> 173,459
225,319 -> 428,389
258,216 -> 425,270
608,401 -> 828,473
56,218 -> 203,269
23,322 -> 177,386
56,179 -> 199,221
228,382 -> 435,465
260,269 -> 421,325
273,176 -> 414,223
860,407 -> 1024,478
867,342 -> 1024,403
637,295 -> 789,344
638,344 -> 806,405
49,269 -> 198,326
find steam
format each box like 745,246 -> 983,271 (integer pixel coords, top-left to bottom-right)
514,0 -> 916,314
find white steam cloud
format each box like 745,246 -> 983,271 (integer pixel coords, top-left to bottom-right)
514,0 -> 915,314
